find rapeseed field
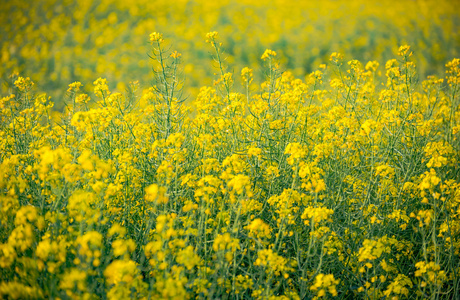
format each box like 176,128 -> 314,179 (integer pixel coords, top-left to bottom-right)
1,0 -> 460,299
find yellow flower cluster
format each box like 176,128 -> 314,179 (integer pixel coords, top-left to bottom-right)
254,249 -> 295,278
310,273 -> 339,299
205,31 -> 219,43
149,32 -> 164,43
0,28 -> 460,299
261,49 -> 277,61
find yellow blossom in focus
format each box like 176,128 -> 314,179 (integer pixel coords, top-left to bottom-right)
93,77 -> 110,98
398,45 -> 412,57
149,32 -> 164,43
206,31 -> 218,43
329,52 -> 343,64
14,76 -> 34,91
241,67 -> 254,85
67,81 -> 82,93
261,49 -> 277,61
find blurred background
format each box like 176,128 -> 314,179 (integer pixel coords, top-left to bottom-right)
1,0 -> 459,109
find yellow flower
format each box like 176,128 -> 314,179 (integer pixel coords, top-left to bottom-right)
227,174 -> 251,196
424,141 -> 454,168
261,49 -> 277,61
59,268 -> 87,293
205,31 -> 218,43
104,259 -> 139,285
112,239 -> 136,258
265,165 -> 280,179
93,77 -> 110,98
76,231 -> 102,260
301,206 -> 334,226
284,142 -> 307,165
310,273 -> 339,298
67,81 -> 82,93
358,239 -> 386,262
145,184 -> 168,204
170,51 -> 182,59
8,224 -> 34,252
398,45 -> 412,57
329,52 -> 343,64
108,223 -> 126,238
0,281 -> 43,299
75,93 -> 90,104
165,132 -> 185,148
14,76 -> 34,91
213,233 -> 239,252
245,218 -> 271,239
241,67 -> 254,85
149,32 -> 164,43
175,245 -> 201,270
365,61 -> 380,72
383,274 -> 412,298
0,243 -> 17,268
14,205 -> 40,227
254,249 -> 294,277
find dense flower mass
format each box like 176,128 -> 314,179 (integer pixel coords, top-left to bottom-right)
1,3 -> 460,298
1,0 -> 459,106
